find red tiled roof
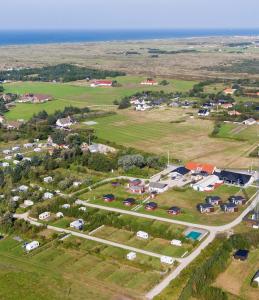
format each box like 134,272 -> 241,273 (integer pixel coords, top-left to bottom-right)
185,162 -> 216,174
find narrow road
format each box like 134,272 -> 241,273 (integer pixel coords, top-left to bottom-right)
14,213 -> 182,262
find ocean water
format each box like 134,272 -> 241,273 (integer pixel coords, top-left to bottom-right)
0,29 -> 259,46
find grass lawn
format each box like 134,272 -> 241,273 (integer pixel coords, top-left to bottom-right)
92,225 -> 189,258
0,235 -> 166,299
3,77 -> 196,120
214,248 -> 259,300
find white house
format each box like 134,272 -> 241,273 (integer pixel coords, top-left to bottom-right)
4,155 -> 12,160
73,181 -> 82,187
25,241 -> 39,252
2,149 -> 11,155
140,79 -> 158,86
243,118 -> 256,126
149,182 -> 168,194
136,231 -> 149,239
34,147 -> 41,152
171,239 -> 182,247
12,146 -> 20,152
24,143 -> 33,148
43,192 -> 54,199
43,176 -> 53,183
24,200 -> 34,207
75,199 -> 84,205
56,116 -> 73,128
127,252 -> 136,261
160,256 -> 174,265
70,219 -> 84,230
38,211 -> 50,220
56,212 -> 64,218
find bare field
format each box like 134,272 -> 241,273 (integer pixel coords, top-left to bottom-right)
0,36 -> 259,79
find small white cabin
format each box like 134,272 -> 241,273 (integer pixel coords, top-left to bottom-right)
61,204 -> 70,209
43,192 -> 54,199
24,200 -> 34,207
43,176 -> 53,183
39,211 -> 50,220
127,252 -> 137,261
171,239 -> 182,247
160,256 -> 174,265
25,241 -> 39,252
136,231 -> 149,239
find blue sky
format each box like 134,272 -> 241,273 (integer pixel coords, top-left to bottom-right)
1,0 -> 259,30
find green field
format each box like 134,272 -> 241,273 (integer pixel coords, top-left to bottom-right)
3,77 -> 197,120
0,235 -> 166,300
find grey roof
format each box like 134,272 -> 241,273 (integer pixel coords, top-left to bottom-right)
149,182 -> 167,189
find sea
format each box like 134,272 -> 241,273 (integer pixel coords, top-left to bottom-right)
0,29 -> 259,46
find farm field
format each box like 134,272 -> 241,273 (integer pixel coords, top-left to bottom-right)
3,77 -> 196,120
0,235 -> 167,300
214,248 -> 259,300
82,108 -> 257,168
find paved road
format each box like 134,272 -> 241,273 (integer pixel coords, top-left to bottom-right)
14,213 -> 182,262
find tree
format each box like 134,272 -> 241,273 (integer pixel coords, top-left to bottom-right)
118,154 -> 145,170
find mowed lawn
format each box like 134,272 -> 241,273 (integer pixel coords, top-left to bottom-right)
214,248 -> 259,300
3,77 -> 196,120
0,235 -> 165,300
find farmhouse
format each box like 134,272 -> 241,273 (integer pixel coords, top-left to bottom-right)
205,195 -> 222,206
90,80 -> 113,87
192,175 -> 222,192
218,170 -> 254,187
127,252 -> 136,261
38,212 -> 50,220
25,241 -> 39,252
18,93 -> 52,103
56,116 -> 74,128
70,219 -> 84,230
140,79 -> 158,86
251,270 -> 259,286
136,231 -> 149,239
149,182 -> 168,193
228,195 -> 246,206
221,203 -> 238,213
197,203 -> 214,214
185,162 -> 216,175
167,206 -> 181,215
171,166 -> 190,178
223,88 -> 236,95
234,249 -> 249,261
243,118 -> 256,126
198,109 -> 210,117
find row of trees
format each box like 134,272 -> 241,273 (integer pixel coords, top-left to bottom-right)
0,64 -> 125,82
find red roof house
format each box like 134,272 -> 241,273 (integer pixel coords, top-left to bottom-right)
185,162 -> 216,174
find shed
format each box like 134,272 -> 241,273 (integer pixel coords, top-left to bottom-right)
149,182 -> 168,193
168,206 -> 181,215
56,212 -> 64,218
123,198 -> 136,206
145,202 -> 158,210
70,219 -> 84,230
